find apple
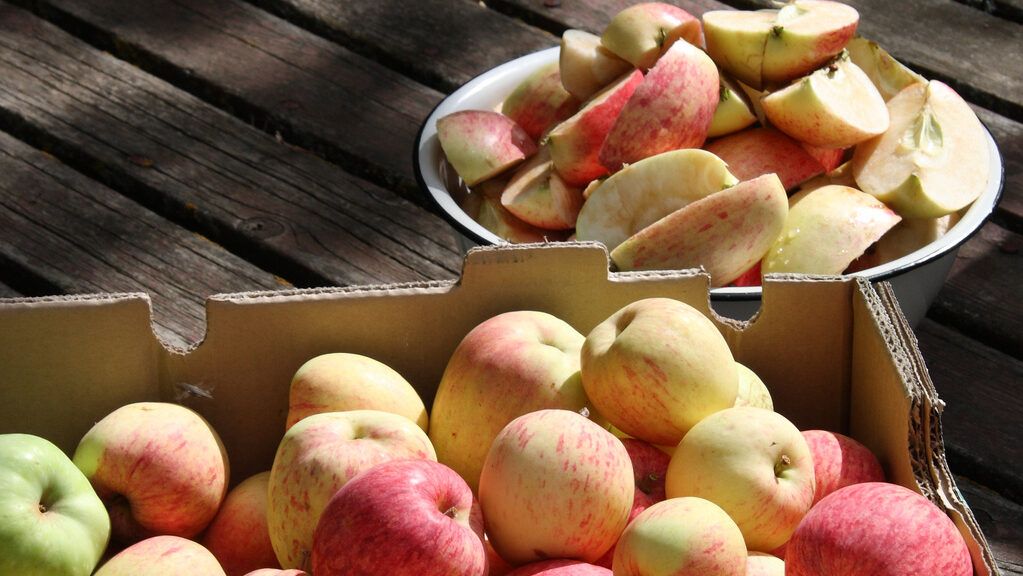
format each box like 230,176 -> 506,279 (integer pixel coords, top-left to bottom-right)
286,352 -> 427,431
548,69 -> 644,186
851,80 -> 990,219
501,146 -> 585,230
797,161 -> 857,192
611,497 -> 747,576
506,559 -> 612,575
486,535 -> 517,576
575,148 -> 738,252
501,62 -> 580,140
0,433 -> 109,576
437,110 -> 536,186
761,185 -> 901,275
559,29 -> 633,101
801,430 -> 885,505
707,75 -> 758,138
267,410 -> 436,570
665,406 -> 815,552
600,2 -> 703,70
801,143 -> 846,173
786,482 -> 972,575
580,297 -> 738,446
762,55 -> 889,149
867,213 -> 958,267
734,362 -> 773,410
479,409 -> 633,565
703,0 -> 859,90
311,459 -> 486,576
610,173 -> 789,287
704,126 -> 831,190
474,178 -> 570,243
428,310 -> 590,493
729,260 -> 762,287
72,402 -> 228,544
746,551 -> 786,576
599,39 -> 719,171
200,471 -> 278,576
846,37 -> 926,102
243,570 -> 306,576
94,535 -> 226,575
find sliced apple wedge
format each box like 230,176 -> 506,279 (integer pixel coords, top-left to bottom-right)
500,147 -> 584,230
762,185 -> 901,275
472,179 -> 569,243
576,148 -> 738,251
501,62 -> 580,141
847,213 -> 958,272
847,37 -> 926,102
798,161 -> 858,192
708,75 -> 758,138
611,173 -> 788,286
559,29 -> 634,101
599,39 -> 720,171
705,126 -> 829,190
437,110 -> 536,186
851,80 -> 989,219
762,54 -> 889,148
601,2 -> 703,70
548,69 -> 644,187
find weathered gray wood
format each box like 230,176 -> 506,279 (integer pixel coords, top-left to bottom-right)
0,279 -> 20,297
248,0 -> 558,92
955,475 -> 1023,575
974,107 -> 1023,231
0,130 -> 286,349
486,0 -> 725,34
957,0 -> 1023,22
0,4 -> 464,295
14,0 -> 446,196
917,319 -> 1023,502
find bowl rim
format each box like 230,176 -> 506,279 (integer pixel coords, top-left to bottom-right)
413,46 -> 1005,302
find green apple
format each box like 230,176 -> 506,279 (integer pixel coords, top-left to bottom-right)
601,2 -> 703,70
851,80 -> 989,219
559,29 -> 633,101
846,37 -> 926,102
436,110 -> 536,186
0,433 -> 110,576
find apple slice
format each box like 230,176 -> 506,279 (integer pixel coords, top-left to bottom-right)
847,37 -> 926,102
501,62 -> 580,141
559,29 -> 634,101
797,161 -> 858,194
599,39 -> 720,171
476,180 -> 569,243
708,74 -> 758,139
762,184 -> 901,275
437,110 -> 536,186
705,126 -> 829,190
846,213 -> 958,272
851,80 -> 989,219
703,0 -> 858,90
548,69 -> 644,186
500,146 -> 584,230
610,173 -> 788,287
601,2 -> 703,70
576,148 -> 738,251
762,54 -> 889,148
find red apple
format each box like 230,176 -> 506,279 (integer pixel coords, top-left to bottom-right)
243,571 -> 306,576
786,482 -> 972,575
506,559 -> 612,575
801,430 -> 885,505
201,471 -> 278,576
437,110 -> 536,186
94,535 -> 226,575
704,127 -> 830,190
501,62 -> 580,140
311,459 -> 486,576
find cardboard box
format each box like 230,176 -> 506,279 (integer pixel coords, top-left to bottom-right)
0,243 -> 996,574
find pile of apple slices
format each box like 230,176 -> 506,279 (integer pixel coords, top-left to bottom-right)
435,0 -> 990,286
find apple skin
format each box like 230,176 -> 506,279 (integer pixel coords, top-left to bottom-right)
734,362 -> 773,410
437,110 -> 536,187
267,410 -> 437,570
311,459 -> 486,576
611,497 -> 747,576
601,2 -> 703,70
0,433 -> 110,576
506,559 -> 612,575
599,39 -> 719,172
429,310 -> 590,493
746,551 -> 786,576
72,402 -> 229,545
801,430 -> 885,505
559,29 -> 633,101
93,535 -> 226,576
786,482 -> 972,576
242,570 -> 306,576
665,406 -> 815,552
581,297 -> 738,446
200,471 -> 278,576
501,146 -> 585,230
501,62 -> 580,141
704,126 -> 829,190
286,352 -> 428,431
479,409 -> 634,565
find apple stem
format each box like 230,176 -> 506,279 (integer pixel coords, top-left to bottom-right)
775,454 -> 792,479
443,505 -> 459,518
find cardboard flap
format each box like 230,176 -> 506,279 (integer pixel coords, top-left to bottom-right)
0,293 -> 163,454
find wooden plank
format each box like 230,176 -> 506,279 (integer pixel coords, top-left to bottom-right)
0,131 -> 286,349
486,0 -> 725,34
0,279 -> 20,297
248,0 -> 558,92
955,475 -> 1023,576
957,0 -> 1023,22
0,4 -> 464,295
928,222 -> 1022,359
974,107 -> 1023,231
16,0 -> 446,196
916,319 -> 1023,502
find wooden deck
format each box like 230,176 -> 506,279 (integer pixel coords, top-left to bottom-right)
0,0 -> 1019,570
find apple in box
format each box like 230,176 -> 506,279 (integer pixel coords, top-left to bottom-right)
506,559 -> 611,575
201,471 -> 279,576
802,430 -> 885,505
746,552 -> 786,576
600,2 -> 703,70
94,535 -> 225,576
0,433 -> 110,576
311,459 -> 486,576
735,362 -> 774,410
437,110 -> 536,187
501,62 -> 580,141
559,29 -> 633,101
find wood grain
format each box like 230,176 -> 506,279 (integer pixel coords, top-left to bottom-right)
0,280 -> 20,297
956,475 -> 1023,575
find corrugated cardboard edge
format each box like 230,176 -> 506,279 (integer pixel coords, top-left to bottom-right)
856,280 -> 997,576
